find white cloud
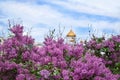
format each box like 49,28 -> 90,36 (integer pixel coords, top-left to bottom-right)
46,0 -> 120,18
0,1 -> 62,25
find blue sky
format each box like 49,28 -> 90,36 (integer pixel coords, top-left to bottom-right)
0,0 -> 120,42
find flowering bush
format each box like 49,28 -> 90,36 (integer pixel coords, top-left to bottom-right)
85,35 -> 120,74
0,25 -> 119,80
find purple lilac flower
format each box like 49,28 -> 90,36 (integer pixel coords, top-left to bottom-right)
16,74 -> 25,80
40,69 -> 50,79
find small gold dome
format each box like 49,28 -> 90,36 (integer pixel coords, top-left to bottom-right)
67,29 -> 76,37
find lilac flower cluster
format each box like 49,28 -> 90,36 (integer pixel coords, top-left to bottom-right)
85,36 -> 120,74
0,25 -> 36,80
70,53 -> 119,80
0,25 -> 119,80
0,57 -> 36,80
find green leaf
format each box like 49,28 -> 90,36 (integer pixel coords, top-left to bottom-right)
115,62 -> 120,67
96,38 -> 103,43
53,68 -> 60,76
101,47 -> 109,52
65,55 -> 71,62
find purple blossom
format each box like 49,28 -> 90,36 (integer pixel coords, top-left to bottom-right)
40,69 -> 50,79
16,74 -> 25,80
10,24 -> 23,37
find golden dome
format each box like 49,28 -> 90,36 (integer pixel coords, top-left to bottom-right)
66,29 -> 76,37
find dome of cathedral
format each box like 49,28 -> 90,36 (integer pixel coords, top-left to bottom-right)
66,29 -> 76,37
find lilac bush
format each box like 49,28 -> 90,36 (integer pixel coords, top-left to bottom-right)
0,25 -> 36,80
0,24 -> 119,80
85,35 -> 120,74
70,53 -> 119,80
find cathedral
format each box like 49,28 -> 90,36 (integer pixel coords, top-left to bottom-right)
66,29 -> 76,45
